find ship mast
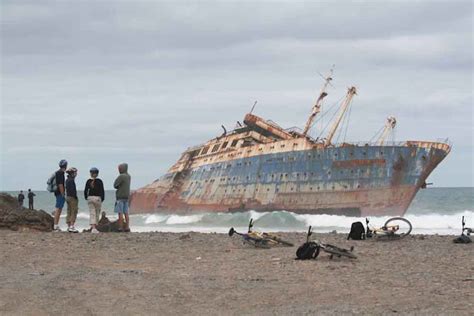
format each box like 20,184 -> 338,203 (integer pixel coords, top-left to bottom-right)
377,116 -> 397,145
302,68 -> 334,136
324,86 -> 357,146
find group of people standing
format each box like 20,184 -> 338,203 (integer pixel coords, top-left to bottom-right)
17,189 -> 36,209
52,159 -> 131,233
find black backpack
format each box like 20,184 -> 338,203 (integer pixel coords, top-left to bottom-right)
296,242 -> 320,260
347,222 -> 366,240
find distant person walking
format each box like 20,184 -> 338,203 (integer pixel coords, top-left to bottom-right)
18,191 -> 25,208
53,159 -> 68,231
66,168 -> 79,233
27,189 -> 36,210
114,163 -> 131,232
84,167 -> 104,234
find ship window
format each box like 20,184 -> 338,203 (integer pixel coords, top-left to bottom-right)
281,144 -> 285,148
231,140 -> 239,147
222,141 -> 229,149
212,144 -> 220,152
270,146 -> 275,149
201,146 -> 210,155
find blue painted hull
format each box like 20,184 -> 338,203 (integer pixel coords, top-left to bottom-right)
130,142 -> 449,216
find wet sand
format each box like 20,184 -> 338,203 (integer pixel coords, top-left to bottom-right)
0,230 -> 472,315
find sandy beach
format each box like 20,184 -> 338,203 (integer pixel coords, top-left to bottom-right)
0,230 -> 472,315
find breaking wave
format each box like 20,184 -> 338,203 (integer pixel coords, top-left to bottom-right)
132,209 -> 473,235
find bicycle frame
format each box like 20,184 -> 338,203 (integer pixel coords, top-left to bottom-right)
366,218 -> 399,237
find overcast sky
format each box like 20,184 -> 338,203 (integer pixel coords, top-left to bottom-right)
1,0 -> 473,191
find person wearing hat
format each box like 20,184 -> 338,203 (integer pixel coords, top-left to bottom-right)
84,167 -> 105,233
66,167 -> 79,233
53,159 -> 68,231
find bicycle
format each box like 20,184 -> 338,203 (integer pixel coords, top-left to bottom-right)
365,217 -> 412,239
461,216 -> 473,236
228,218 -> 294,248
296,226 -> 357,260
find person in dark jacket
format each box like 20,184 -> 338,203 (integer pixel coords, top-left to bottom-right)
18,191 -> 25,207
27,189 -> 36,210
53,159 -> 68,231
66,168 -> 79,233
84,167 -> 104,233
114,163 -> 131,232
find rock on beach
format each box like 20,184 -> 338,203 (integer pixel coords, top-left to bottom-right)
0,193 -> 53,232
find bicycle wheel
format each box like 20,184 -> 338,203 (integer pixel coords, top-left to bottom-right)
265,234 -> 294,247
383,217 -> 412,238
323,244 -> 357,259
244,237 -> 271,249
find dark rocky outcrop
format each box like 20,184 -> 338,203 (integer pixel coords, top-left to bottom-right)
0,193 -> 54,232
82,212 -> 130,233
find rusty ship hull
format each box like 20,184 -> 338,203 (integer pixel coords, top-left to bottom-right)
130,136 -> 450,217
131,80 -> 450,217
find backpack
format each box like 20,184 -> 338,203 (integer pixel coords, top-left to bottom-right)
46,172 -> 57,193
347,221 -> 366,240
296,242 -> 320,260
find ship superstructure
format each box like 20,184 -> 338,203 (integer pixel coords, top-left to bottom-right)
130,72 -> 450,216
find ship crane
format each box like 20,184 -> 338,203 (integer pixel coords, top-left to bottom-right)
377,116 -> 397,145
324,86 -> 357,147
302,68 -> 334,136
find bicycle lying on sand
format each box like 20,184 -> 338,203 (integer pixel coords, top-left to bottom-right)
228,219 -> 294,248
365,217 -> 412,239
461,216 -> 473,236
296,226 -> 357,260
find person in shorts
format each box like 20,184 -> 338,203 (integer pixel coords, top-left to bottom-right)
66,167 -> 79,233
113,163 -> 131,232
84,167 -> 104,233
53,159 -> 68,231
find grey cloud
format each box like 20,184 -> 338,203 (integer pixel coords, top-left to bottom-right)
1,1 -> 472,189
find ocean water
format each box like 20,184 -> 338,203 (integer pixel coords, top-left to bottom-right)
4,188 -> 473,235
